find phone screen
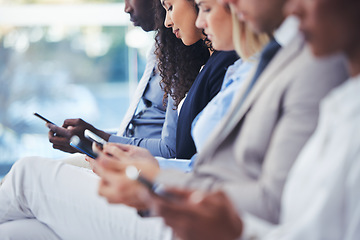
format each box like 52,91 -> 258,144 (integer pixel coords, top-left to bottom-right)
84,129 -> 107,148
70,136 -> 98,159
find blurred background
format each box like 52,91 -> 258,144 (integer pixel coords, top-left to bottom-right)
0,0 -> 154,179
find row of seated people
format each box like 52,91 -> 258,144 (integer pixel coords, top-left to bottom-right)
0,0 -> 359,239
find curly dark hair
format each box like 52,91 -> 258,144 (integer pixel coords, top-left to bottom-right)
154,0 -> 211,109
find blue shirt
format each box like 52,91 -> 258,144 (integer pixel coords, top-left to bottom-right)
159,57 -> 256,171
108,69 -> 178,158
191,58 -> 254,152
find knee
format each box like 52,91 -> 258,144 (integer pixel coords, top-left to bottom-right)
13,156 -> 51,171
0,221 -> 24,240
11,157 -> 42,174
0,220 -> 60,240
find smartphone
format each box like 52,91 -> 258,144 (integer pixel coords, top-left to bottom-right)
33,112 -> 56,125
70,135 -> 98,159
84,129 -> 107,149
125,165 -> 177,201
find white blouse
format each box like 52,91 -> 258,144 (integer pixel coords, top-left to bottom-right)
243,75 -> 360,240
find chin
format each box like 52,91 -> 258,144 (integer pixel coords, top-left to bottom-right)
140,24 -> 155,32
181,40 -> 190,46
248,22 -> 263,35
213,44 -> 233,52
182,39 -> 198,46
310,44 -> 336,58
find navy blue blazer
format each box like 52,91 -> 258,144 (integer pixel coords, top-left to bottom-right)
176,50 -> 239,159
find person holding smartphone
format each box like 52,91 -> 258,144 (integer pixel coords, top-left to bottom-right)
0,0 -> 240,238
44,0 -> 208,160
92,0 -> 347,234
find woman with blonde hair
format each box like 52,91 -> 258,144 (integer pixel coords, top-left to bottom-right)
190,4 -> 269,153
231,6 -> 269,60
0,0 -> 250,239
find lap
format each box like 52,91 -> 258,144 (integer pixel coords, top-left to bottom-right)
0,219 -> 60,240
1,157 -> 173,240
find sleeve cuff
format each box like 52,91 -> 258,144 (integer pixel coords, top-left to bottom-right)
240,212 -> 276,240
155,157 -> 192,173
108,135 -> 129,144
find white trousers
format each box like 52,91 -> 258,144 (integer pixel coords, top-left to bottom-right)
0,219 -> 61,240
0,157 -> 172,240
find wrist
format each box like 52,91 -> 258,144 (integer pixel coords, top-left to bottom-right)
148,167 -> 160,182
93,129 -> 111,142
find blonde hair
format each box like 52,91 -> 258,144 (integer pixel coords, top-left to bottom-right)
231,6 -> 269,61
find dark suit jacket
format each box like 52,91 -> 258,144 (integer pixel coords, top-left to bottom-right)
176,50 -> 239,159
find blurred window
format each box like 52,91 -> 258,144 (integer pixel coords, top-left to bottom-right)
0,1 -> 154,178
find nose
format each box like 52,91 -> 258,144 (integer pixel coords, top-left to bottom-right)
164,11 -> 173,28
195,12 -> 206,30
124,0 -> 132,14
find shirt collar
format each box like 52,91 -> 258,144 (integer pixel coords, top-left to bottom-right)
274,16 -> 300,47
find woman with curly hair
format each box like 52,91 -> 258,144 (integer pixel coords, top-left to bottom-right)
154,0 -> 239,159
0,0 -> 253,239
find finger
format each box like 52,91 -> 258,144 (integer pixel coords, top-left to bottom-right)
93,154 -> 112,177
62,118 -> 81,128
88,158 -> 98,172
102,144 -> 128,160
45,122 -> 56,129
52,144 -> 65,150
67,126 -> 76,132
98,179 -> 115,200
96,162 -> 115,181
202,191 -> 229,206
52,144 -> 77,153
47,124 -> 70,137
48,130 -> 66,145
92,165 -> 99,175
97,153 -> 127,173
49,135 -> 70,145
98,175 -> 139,204
93,160 -> 105,177
48,130 -> 55,139
106,143 -> 133,152
188,191 -> 205,204
138,187 -> 153,203
84,155 -> 95,162
99,183 -> 132,205
92,142 -> 102,153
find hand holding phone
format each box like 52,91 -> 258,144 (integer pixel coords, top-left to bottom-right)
84,129 -> 107,149
70,135 -> 98,159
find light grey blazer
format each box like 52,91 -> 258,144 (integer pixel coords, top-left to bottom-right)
156,34 -> 348,223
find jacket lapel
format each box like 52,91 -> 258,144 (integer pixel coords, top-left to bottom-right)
195,35 -> 305,165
